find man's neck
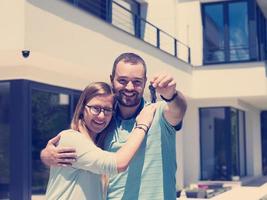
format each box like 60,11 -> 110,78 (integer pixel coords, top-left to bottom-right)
118,102 -> 141,119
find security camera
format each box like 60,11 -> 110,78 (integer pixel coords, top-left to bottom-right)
22,50 -> 30,58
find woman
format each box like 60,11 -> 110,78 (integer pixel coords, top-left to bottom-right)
45,82 -> 155,200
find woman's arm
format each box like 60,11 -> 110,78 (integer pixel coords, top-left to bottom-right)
114,124 -> 148,172
114,104 -> 156,172
67,105 -> 156,175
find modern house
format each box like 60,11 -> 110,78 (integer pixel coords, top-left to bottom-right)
0,0 -> 266,199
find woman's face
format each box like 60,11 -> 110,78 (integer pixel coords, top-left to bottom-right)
83,94 -> 114,136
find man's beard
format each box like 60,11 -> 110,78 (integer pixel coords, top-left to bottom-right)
116,90 -> 142,107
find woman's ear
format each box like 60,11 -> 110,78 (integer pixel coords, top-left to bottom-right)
79,113 -> 84,119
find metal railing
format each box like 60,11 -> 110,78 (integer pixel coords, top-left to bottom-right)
64,0 -> 191,64
204,45 -> 251,64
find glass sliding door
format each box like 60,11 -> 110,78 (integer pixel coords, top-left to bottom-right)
0,82 -> 10,199
200,107 -> 247,181
200,108 -> 228,180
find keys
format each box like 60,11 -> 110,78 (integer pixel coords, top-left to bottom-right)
149,84 -> 157,103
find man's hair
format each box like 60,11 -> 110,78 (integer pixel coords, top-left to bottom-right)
111,52 -> 147,79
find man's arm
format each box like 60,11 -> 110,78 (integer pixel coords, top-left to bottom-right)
40,134 -> 77,167
151,73 -> 187,126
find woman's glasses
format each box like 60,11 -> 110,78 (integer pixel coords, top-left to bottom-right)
86,105 -> 113,116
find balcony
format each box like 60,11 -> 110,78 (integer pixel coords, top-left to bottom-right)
63,0 -> 191,63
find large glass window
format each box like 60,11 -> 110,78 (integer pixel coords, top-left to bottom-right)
200,108 -> 228,180
0,82 -> 10,200
256,4 -> 267,61
200,107 -> 246,181
203,4 -> 225,63
64,0 -> 108,20
202,1 -> 250,64
229,2 -> 249,61
0,80 -> 81,199
31,90 -> 71,195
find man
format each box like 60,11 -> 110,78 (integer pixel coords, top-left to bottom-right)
41,53 -> 187,199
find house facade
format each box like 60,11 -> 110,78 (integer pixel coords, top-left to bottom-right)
0,0 -> 266,199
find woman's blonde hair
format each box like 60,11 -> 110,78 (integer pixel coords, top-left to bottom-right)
70,82 -> 114,148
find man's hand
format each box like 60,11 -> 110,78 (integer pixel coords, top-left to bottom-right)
40,134 -> 77,167
150,73 -> 187,126
150,73 -> 176,99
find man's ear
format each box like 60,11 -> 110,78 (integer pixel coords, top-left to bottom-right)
144,76 -> 147,85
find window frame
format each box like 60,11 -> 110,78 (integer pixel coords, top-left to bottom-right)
0,79 -> 81,200
201,0 -> 260,65
199,106 -> 247,181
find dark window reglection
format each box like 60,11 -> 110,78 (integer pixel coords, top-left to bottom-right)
200,107 -> 246,181
202,0 -> 267,64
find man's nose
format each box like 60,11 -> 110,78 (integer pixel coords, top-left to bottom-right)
125,81 -> 134,90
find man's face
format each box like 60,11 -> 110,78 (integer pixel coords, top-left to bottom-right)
111,61 -> 146,107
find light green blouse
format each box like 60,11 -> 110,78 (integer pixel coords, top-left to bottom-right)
45,129 -> 118,200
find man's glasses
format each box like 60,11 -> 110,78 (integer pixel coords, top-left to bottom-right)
86,105 -> 113,116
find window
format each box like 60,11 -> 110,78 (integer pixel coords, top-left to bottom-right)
228,2 -> 249,61
0,80 -> 81,199
31,84 -> 81,197
256,4 -> 267,60
0,82 -> 10,200
202,0 -> 252,64
200,107 -> 246,181
203,4 -> 225,63
64,0 -> 109,20
31,90 -> 71,194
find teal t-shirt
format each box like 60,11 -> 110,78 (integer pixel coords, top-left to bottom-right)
104,99 -> 182,200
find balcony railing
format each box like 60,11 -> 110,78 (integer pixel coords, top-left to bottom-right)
204,45 -> 252,64
64,0 -> 191,64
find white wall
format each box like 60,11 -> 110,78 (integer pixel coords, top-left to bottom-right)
245,108 -> 263,176
182,99 -> 201,186
192,63 -> 267,99
176,1 -> 203,66
20,0 -> 192,93
145,0 -> 176,35
0,0 -> 25,50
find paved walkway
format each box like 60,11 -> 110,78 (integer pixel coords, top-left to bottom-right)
177,177 -> 267,200
34,177 -> 267,200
